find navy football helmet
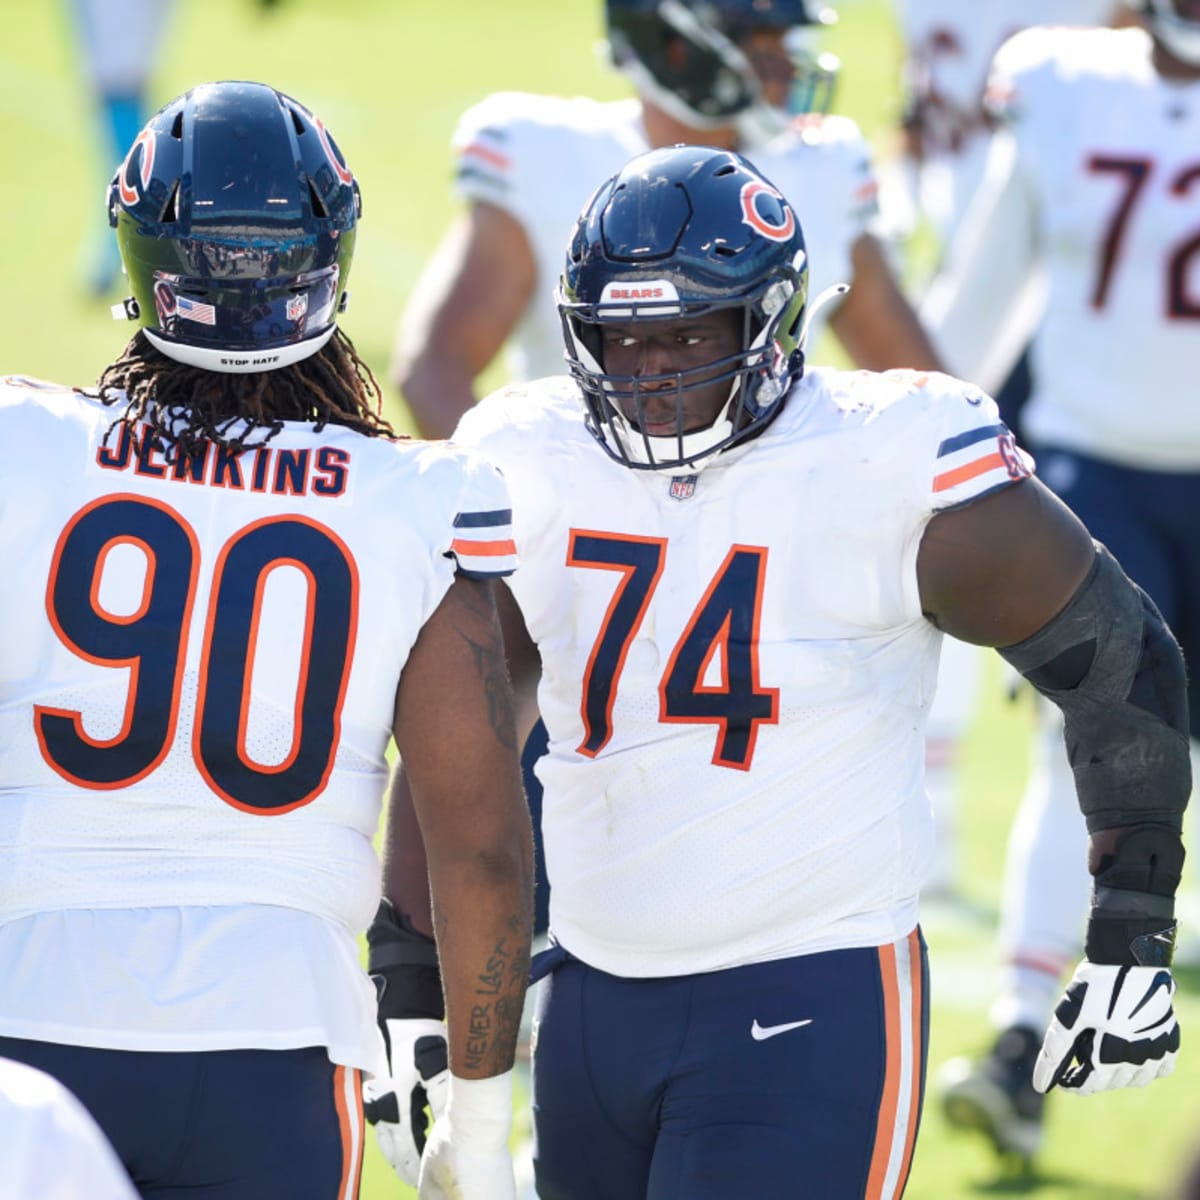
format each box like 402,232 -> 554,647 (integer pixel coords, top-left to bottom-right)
558,145 -> 808,472
108,81 -> 361,373
606,0 -> 837,128
1131,1 -> 1200,65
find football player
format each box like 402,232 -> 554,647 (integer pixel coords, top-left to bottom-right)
0,81 -> 532,1200
390,0 -> 976,944
923,0 -> 1200,1162
67,0 -> 177,295
380,145 -> 1187,1198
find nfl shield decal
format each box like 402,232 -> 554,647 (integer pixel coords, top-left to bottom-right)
669,474 -> 697,501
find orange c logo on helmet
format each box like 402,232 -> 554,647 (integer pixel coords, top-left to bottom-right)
119,131 -> 156,206
316,119 -> 354,186
740,181 -> 796,243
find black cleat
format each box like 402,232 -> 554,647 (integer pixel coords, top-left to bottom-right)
939,1025 -> 1045,1160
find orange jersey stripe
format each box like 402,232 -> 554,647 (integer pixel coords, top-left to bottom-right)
893,930 -> 925,1196
866,942 -> 902,1199
461,141 -> 511,170
452,536 -> 517,557
932,450 -> 1004,493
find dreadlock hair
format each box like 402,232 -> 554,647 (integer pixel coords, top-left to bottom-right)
87,327 -> 397,462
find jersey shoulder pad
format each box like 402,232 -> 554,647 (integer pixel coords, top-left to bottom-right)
454,376 -> 582,452
986,26 -> 1140,123
811,367 -> 1031,512
892,369 -> 1032,511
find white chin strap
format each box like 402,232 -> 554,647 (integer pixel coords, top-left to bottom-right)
1147,1 -> 1200,65
142,326 -> 336,374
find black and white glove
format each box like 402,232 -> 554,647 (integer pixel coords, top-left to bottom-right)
1033,961 -> 1179,1094
1036,826 -> 1183,1096
361,900 -> 450,1187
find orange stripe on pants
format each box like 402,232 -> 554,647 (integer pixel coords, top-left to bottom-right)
866,929 -> 926,1199
333,1064 -> 364,1200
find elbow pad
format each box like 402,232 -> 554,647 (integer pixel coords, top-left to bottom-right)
998,545 -> 1190,966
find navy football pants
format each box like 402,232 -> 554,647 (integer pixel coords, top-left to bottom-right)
530,930 -> 929,1200
0,1038 -> 363,1199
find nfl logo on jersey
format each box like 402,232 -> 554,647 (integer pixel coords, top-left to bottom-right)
669,474 -> 697,501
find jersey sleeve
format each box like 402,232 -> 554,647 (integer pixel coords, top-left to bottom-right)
450,91 -> 568,228
443,448 -> 518,579
771,114 -> 879,301
923,375 -> 1033,512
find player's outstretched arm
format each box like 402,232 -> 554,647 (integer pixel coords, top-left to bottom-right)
385,574 -> 534,1198
918,478 -> 1189,1097
391,202 -> 537,439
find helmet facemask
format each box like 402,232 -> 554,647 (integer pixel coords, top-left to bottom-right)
1139,0 -> 1200,66
560,255 -> 808,472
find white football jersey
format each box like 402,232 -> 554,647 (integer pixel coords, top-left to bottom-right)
0,378 -> 515,1068
454,367 -> 1030,977
0,1058 -> 137,1200
989,27 -> 1200,467
452,93 -> 879,381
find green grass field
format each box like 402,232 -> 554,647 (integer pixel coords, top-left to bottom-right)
3,1 -> 1198,1196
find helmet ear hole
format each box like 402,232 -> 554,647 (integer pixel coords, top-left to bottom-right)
307,178 -> 329,219
159,181 -> 180,224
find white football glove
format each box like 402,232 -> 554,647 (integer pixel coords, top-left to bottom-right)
418,1071 -> 515,1200
1034,962 -> 1180,1095
363,1018 -> 450,1186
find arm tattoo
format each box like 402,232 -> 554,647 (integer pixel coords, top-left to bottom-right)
449,578 -> 518,750
458,633 -> 517,754
463,931 -> 530,1073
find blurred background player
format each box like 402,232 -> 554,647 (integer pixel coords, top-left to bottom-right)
0,1057 -> 137,1200
0,80 -> 532,1199
923,0 -> 1200,1163
395,143 -> 1187,1199
67,0 -> 177,295
890,0 -> 1120,251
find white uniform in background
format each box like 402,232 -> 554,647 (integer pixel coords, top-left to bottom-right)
69,0 -> 175,97
0,378 -> 515,1077
891,0 -> 1115,248
0,1058 -> 137,1200
454,365 -> 1031,973
926,23 -> 1200,1030
452,92 -> 879,382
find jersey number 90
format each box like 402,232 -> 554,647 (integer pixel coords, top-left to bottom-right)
35,494 -> 357,814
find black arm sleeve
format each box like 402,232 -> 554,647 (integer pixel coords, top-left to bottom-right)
997,544 -> 1190,966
